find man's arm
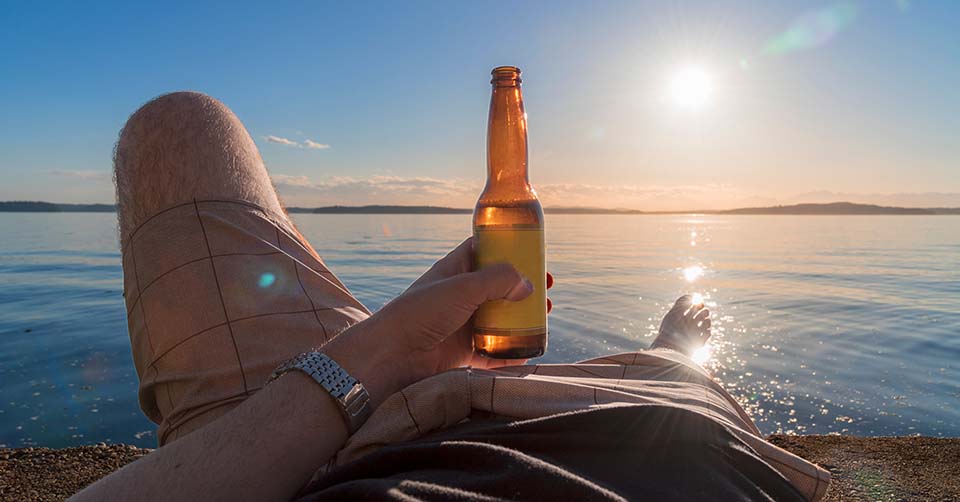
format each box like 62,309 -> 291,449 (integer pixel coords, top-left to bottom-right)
72,370 -> 348,501
72,238 -> 532,501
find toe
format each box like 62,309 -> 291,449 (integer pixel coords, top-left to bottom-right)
686,304 -> 707,319
700,318 -> 713,339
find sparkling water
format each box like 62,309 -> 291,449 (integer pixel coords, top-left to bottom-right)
1,213 -> 957,447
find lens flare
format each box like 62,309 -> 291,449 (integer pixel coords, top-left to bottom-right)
764,2 -> 858,55
258,273 -> 276,288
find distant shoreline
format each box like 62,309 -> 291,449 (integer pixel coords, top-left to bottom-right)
1,201 -> 959,215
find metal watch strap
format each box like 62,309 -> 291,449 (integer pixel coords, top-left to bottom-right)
267,351 -> 372,434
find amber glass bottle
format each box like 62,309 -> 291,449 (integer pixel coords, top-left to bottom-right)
473,66 -> 547,359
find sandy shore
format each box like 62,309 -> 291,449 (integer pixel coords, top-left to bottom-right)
767,435 -> 960,501
1,435 -> 958,501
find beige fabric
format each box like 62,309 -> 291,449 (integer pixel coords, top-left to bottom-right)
122,200 -> 828,500
332,350 -> 830,502
121,200 -> 369,444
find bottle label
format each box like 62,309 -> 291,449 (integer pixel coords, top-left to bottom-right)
474,226 -> 547,334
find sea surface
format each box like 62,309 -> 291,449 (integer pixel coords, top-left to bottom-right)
0,213 -> 958,448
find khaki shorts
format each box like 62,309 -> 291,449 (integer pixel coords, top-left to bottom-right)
121,199 -> 368,445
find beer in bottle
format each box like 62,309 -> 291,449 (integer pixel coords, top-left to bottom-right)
473,66 -> 547,359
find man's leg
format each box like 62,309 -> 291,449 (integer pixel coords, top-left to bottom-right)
115,92 -> 282,243
114,91 -> 326,257
116,92 -> 368,444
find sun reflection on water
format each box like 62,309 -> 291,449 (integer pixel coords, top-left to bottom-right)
682,265 -> 704,282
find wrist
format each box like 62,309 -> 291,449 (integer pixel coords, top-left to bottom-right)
268,350 -> 373,434
321,319 -> 399,409
281,369 -> 351,437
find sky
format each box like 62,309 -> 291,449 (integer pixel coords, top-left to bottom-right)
2,0 -> 958,210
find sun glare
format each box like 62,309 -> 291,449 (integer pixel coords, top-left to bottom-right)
668,65 -> 714,110
691,343 -> 712,365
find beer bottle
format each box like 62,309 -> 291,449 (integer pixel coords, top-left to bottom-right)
473,66 -> 547,359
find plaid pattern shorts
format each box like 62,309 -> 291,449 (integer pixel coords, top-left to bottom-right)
121,199 -> 368,445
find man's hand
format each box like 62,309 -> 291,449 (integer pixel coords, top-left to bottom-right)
323,237 -> 552,407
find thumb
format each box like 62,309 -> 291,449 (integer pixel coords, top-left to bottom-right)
394,263 -> 533,347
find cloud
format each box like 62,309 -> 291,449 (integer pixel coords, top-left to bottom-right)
535,182 -> 762,211
271,174 -> 479,207
302,140 -> 330,150
264,135 -> 298,146
270,174 -> 313,187
263,135 -> 331,150
49,169 -> 111,180
269,174 -> 762,210
268,173 -> 960,210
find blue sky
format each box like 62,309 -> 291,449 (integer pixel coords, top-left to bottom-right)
2,0 -> 958,209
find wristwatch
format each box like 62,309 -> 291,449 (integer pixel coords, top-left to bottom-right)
267,351 -> 372,434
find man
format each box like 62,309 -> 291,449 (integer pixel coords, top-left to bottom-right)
74,92 -> 827,501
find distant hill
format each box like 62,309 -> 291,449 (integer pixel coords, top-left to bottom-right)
715,202 -> 959,215
310,205 -> 471,214
546,207 -> 644,215
0,201 -> 116,212
1,200 -> 958,215
304,206 -> 644,215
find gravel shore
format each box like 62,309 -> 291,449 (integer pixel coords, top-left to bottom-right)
2,435 -> 958,501
767,435 -> 960,501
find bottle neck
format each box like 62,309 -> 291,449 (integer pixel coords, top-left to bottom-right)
485,80 -> 532,198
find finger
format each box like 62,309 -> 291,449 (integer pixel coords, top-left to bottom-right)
462,264 -> 533,305
547,297 -> 553,314
434,326 -> 476,368
699,317 -> 712,332
546,272 -> 554,290
408,237 -> 475,290
398,263 -> 532,346
471,355 -> 528,369
694,308 -> 710,321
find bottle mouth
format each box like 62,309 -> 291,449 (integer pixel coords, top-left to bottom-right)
491,66 -> 522,85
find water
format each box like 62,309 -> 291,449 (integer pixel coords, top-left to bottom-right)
0,213 -> 958,448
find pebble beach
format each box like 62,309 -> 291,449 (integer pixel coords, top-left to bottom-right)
2,435 -> 958,501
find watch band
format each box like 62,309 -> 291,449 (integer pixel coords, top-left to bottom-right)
267,351 -> 372,434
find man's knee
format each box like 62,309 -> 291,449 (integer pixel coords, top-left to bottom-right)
114,91 -> 281,238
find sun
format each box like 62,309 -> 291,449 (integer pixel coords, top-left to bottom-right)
668,65 -> 714,110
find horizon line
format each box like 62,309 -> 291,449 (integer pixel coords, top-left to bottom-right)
2,200 -> 960,215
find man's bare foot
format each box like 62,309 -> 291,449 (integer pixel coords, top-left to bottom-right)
650,295 -> 712,357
